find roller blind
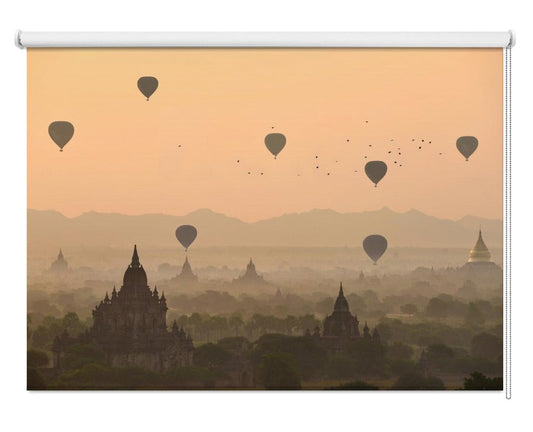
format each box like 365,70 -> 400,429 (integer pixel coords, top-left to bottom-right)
21,31 -> 512,396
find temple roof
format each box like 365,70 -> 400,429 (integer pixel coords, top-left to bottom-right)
50,248 -> 68,272
333,282 -> 350,312
123,245 -> 148,287
180,255 -> 196,276
247,258 -> 255,272
468,230 -> 492,263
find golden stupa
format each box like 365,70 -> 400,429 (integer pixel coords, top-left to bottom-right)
467,230 -> 492,263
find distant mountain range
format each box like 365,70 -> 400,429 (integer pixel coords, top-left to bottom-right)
28,207 -> 502,250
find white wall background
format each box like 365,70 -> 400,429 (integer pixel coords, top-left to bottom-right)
0,1 -> 530,431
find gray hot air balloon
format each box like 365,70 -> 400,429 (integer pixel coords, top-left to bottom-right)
48,121 -> 74,152
137,76 -> 159,101
363,234 -> 388,265
265,133 -> 286,159
364,161 -> 387,187
175,225 -> 197,251
456,136 -> 478,161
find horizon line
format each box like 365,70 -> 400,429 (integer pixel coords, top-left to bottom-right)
27,206 -> 504,225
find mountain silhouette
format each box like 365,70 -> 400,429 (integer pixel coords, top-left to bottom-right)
28,207 -> 502,250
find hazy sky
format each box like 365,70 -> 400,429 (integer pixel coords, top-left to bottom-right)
28,48 -> 502,222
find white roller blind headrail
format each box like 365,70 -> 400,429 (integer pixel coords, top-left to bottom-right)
15,31 -> 515,49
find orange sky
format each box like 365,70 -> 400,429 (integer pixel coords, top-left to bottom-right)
28,48 -> 502,222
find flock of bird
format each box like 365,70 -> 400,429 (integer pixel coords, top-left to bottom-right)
235,126 -> 444,185
47,75 -> 479,189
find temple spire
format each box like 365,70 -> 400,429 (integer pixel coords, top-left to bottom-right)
131,244 -> 140,267
247,258 -> 255,272
363,321 -> 371,339
333,282 -> 349,312
468,229 -> 491,263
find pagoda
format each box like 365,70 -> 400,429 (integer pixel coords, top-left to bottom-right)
172,256 -> 198,283
49,248 -> 68,274
53,245 -> 194,371
233,258 -> 266,285
465,229 -> 498,268
322,283 -> 360,339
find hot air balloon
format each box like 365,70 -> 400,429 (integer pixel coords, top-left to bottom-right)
363,234 -> 388,264
265,133 -> 286,159
364,161 -> 387,187
137,76 -> 159,101
175,225 -> 197,251
48,121 -> 74,152
456,136 -> 478,161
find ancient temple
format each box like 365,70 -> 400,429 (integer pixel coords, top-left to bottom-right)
53,245 -> 194,372
49,248 -> 68,274
465,229 -> 498,268
171,256 -> 198,283
233,258 -> 265,285
308,283 -> 380,351
322,283 -> 360,339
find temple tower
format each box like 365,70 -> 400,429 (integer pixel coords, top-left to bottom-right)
49,248 -> 68,273
467,230 -> 492,263
322,283 -> 360,339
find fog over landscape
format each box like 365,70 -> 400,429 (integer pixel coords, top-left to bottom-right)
28,207 -> 502,277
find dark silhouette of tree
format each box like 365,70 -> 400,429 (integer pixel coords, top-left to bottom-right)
463,372 -> 503,390
27,368 -> 46,390
194,343 -> 231,369
252,334 -> 327,380
426,344 -> 455,370
228,313 -> 244,336
217,336 -> 250,353
27,349 -> 49,368
425,297 -> 449,318
30,312 -> 88,349
464,302 -> 486,327
387,342 -> 414,361
259,352 -> 301,390
326,355 -> 358,380
386,342 -> 415,375
471,333 -> 502,361
63,343 -> 107,370
346,338 -> 387,376
295,314 -> 321,335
